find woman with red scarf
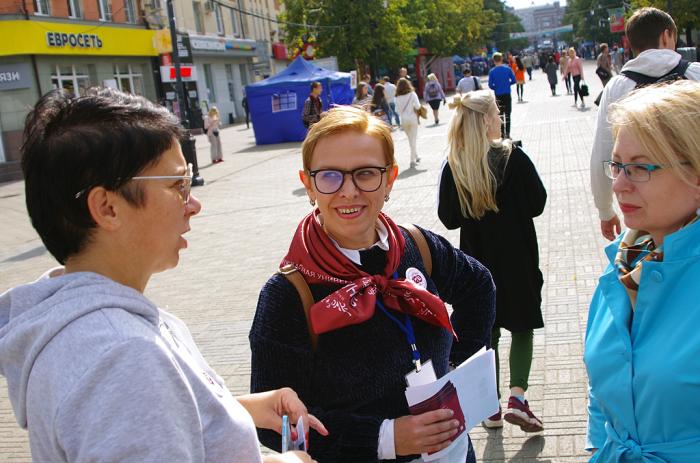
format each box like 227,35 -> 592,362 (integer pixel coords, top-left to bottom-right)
249,105 -> 496,462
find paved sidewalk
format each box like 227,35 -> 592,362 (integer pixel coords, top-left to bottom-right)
0,62 -> 610,461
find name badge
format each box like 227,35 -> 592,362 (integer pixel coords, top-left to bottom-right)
405,267 -> 427,289
405,359 -> 437,387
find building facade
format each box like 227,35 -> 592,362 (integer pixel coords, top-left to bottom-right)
0,0 -> 163,180
513,1 -> 566,48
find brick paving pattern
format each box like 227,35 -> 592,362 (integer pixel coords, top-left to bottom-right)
0,61 -> 611,461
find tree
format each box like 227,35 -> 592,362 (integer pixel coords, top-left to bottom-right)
630,0 -> 699,45
563,0 -> 624,46
483,0 -> 528,52
280,0 -> 498,73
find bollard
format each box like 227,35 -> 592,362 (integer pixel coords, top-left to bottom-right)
180,131 -> 204,186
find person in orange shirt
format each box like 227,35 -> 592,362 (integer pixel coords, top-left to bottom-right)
514,56 -> 526,102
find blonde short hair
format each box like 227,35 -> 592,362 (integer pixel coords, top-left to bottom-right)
609,80 -> 700,183
301,105 -> 396,171
208,106 -> 219,117
427,73 -> 438,81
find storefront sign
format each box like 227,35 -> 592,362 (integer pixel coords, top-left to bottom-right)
188,33 -> 256,56
46,32 -> 103,49
160,65 -> 198,82
0,20 -> 159,57
0,63 -> 33,90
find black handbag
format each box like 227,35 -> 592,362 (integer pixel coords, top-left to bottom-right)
580,82 -> 590,97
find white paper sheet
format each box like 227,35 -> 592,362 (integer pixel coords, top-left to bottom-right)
404,348 -> 499,462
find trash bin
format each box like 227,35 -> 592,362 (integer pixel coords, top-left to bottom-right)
180,132 -> 204,186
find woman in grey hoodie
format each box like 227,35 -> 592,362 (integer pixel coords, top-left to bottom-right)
0,88 -> 326,463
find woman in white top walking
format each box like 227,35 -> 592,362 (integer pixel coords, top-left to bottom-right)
204,106 -> 224,163
395,77 -> 422,168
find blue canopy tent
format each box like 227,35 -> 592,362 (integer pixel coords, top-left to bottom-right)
245,56 -> 354,145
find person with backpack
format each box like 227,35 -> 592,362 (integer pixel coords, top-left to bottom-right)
438,90 -> 547,434
302,81 -> 324,130
590,7 -> 700,241
423,73 -> 446,125
249,105 -> 496,463
369,83 -> 391,126
456,67 -> 482,96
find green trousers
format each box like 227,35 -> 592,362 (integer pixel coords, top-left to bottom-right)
491,327 -> 534,398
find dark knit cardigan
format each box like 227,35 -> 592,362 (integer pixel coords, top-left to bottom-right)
249,226 -> 496,462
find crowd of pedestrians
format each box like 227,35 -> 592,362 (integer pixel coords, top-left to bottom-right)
2,5 -> 700,463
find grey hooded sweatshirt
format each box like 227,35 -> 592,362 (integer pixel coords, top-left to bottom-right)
0,269 -> 262,462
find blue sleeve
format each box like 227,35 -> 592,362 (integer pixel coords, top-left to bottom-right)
488,72 -> 496,91
586,383 -> 607,451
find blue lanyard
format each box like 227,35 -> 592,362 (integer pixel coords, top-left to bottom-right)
376,272 -> 422,372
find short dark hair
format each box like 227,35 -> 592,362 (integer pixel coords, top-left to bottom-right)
22,87 -> 183,264
625,7 -> 677,53
310,81 -> 321,91
463,68 -> 472,75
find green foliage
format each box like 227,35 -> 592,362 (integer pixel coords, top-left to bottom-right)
280,0 -> 503,72
563,0 -> 624,45
484,0 -> 528,51
630,0 -> 699,34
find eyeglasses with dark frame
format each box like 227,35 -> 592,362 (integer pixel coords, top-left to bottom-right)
309,165 -> 390,194
74,163 -> 194,203
602,160 -> 675,183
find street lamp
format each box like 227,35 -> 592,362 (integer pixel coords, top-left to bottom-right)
166,0 -> 204,186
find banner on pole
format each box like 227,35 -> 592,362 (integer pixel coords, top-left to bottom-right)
609,8 -> 625,33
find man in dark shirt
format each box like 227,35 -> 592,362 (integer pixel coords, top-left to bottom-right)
488,52 -> 516,139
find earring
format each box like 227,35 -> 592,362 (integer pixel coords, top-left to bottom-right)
384,194 -> 390,202
309,198 -> 316,207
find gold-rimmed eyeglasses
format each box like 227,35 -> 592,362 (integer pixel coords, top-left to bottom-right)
75,163 -> 194,203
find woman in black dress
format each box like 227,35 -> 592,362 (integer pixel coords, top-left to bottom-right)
438,89 -> 547,433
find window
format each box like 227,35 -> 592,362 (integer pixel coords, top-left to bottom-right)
114,64 -> 144,96
51,65 -> 90,96
215,4 -> 224,35
98,0 -> 112,21
67,0 -> 81,18
239,63 -> 249,86
225,64 -> 235,101
203,64 -> 216,102
124,0 -> 136,22
193,1 -> 204,33
271,91 -> 296,113
230,7 -> 240,36
34,0 -> 50,15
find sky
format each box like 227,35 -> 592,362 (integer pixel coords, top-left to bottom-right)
504,0 -> 567,11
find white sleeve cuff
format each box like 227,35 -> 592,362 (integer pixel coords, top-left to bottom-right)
377,418 -> 396,460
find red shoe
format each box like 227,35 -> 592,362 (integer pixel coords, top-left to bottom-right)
504,396 -> 543,432
482,405 -> 503,429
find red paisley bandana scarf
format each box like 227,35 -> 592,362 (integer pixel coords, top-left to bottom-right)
281,210 -> 455,336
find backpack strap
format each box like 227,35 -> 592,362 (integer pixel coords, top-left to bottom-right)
399,224 -> 432,277
279,264 -> 317,349
278,226 -> 432,350
621,59 -> 690,87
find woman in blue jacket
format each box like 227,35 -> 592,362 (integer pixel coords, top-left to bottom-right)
584,80 -> 700,461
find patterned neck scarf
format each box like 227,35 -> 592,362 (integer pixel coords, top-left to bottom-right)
615,215 -> 699,309
281,210 -> 455,336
